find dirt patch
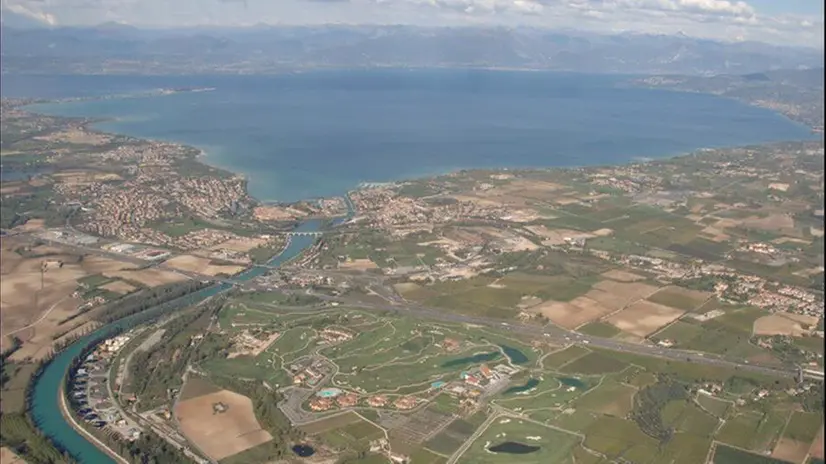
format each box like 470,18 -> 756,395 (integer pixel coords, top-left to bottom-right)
524,225 -> 593,245
253,205 -> 308,221
100,280 -> 137,295
208,237 -> 268,253
175,389 -> 273,461
606,301 -> 685,337
601,269 -> 646,282
772,437 -> 811,463
104,268 -> 189,287
0,447 -> 25,464
51,170 -> 122,185
530,296 -> 614,329
163,255 -> 245,277
81,255 -> 139,274
12,218 -> 46,233
753,312 -> 820,337
0,243 -> 98,354
809,425 -> 824,460
339,258 -> 379,270
588,280 -> 659,311
35,129 -> 111,146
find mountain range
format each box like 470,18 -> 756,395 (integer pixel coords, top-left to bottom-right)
1,24 -> 823,76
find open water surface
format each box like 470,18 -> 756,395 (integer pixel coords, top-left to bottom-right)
3,70 -> 817,202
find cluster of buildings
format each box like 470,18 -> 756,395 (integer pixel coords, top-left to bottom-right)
603,252 -> 823,321
69,336 -> 141,441
307,390 -> 421,412
47,136 -> 253,248
103,242 -> 171,261
349,186 -> 508,234
227,329 -> 280,358
289,359 -> 332,387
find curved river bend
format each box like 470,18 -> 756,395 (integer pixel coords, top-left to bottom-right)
31,220 -> 324,463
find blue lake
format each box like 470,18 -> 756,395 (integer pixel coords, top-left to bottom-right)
3,70 -> 816,203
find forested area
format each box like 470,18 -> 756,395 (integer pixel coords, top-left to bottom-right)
127,295 -> 228,410
95,280 -> 212,324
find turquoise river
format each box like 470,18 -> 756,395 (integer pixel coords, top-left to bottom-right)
30,219 -> 327,463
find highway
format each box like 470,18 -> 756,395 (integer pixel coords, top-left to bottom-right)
16,233 -> 823,383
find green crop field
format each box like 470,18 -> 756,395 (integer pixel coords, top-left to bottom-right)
712,444 -> 790,464
659,432 -> 712,464
409,448 -> 448,464
783,411 -> 824,443
458,417 -> 580,464
560,352 -> 628,375
581,416 -> 660,463
542,346 -> 590,369
650,321 -> 704,345
573,380 -> 636,417
696,394 -> 732,418
646,287 -> 708,311
661,400 -> 719,437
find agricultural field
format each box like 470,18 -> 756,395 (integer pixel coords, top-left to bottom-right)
0,237 -> 162,360
174,389 -> 273,461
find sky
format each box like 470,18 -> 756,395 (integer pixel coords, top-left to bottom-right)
1,0 -> 823,48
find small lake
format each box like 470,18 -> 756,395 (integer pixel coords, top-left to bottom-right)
292,444 -> 315,457
487,442 -> 541,454
504,378 -> 539,395
442,351 -> 500,368
499,345 -> 529,364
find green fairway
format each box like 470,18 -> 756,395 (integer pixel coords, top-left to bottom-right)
457,417 -> 580,464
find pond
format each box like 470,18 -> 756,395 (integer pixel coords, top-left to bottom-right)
504,378 -> 539,395
499,344 -> 529,364
441,351 -> 500,368
487,442 -> 541,454
558,376 -> 587,390
292,445 -> 315,457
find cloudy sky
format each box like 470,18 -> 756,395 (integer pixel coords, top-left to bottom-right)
2,0 -> 823,48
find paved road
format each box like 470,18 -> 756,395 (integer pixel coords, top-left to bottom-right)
21,234 -> 823,383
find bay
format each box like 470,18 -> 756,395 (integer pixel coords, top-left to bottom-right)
3,70 -> 817,203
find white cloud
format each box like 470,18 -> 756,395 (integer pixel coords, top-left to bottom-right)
0,0 -> 822,48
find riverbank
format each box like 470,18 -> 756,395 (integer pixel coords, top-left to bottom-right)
58,381 -> 129,464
